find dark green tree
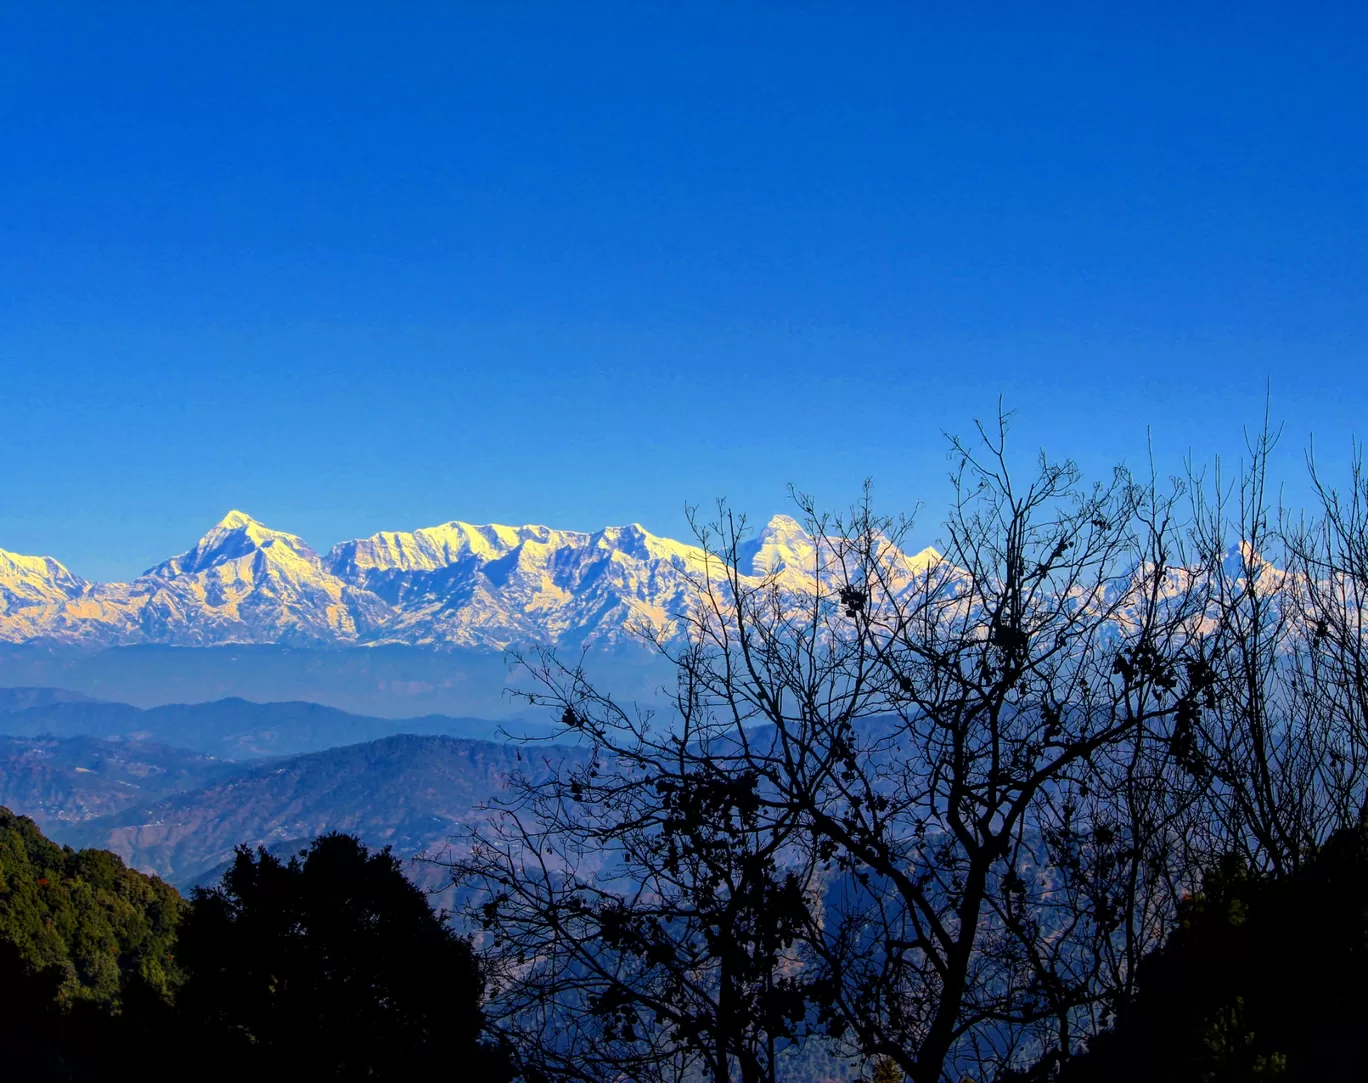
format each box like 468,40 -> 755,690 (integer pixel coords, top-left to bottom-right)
0,806 -> 183,1008
0,808 -> 182,1080
178,831 -> 511,1082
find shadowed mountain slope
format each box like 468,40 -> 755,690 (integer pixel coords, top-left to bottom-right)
0,735 -> 241,831
56,733 -> 587,889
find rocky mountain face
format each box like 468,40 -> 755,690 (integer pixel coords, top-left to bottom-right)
0,549 -> 89,639
0,510 -> 940,652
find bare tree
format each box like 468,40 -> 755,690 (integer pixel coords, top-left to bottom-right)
459,413 -> 1220,1083
461,678 -> 824,1083
1181,421 -> 1368,878
1282,439 -> 1368,835
757,417 -> 1211,1081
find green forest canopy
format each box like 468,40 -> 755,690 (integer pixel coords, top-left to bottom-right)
0,806 -> 182,1007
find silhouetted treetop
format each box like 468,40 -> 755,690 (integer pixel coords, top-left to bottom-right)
1008,815 -> 1368,1082
180,830 -> 511,1081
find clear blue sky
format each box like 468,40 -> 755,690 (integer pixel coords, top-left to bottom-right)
2,4 -> 1364,581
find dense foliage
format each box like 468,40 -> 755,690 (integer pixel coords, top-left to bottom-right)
0,805 -> 182,1007
0,814 -> 509,1081
179,831 -> 511,1080
0,806 -> 184,1079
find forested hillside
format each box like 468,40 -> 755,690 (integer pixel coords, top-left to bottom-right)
0,807 -> 182,1007
0,814 -> 509,1081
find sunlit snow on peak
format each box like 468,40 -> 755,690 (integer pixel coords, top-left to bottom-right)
0,510 -> 942,651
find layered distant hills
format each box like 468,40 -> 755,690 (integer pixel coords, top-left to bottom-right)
0,733 -> 238,829
57,733 -> 569,889
0,690 -> 579,888
0,509 -> 926,651
0,693 -> 544,758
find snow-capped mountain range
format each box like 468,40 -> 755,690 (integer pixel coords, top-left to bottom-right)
0,511 -> 935,651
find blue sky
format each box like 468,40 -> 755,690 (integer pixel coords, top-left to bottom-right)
2,4 -> 1365,581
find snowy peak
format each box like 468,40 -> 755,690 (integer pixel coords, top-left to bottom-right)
122,511 -> 391,646
1220,541 -> 1286,592
0,512 -> 391,648
904,545 -> 943,573
327,520 -> 546,580
330,520 -> 706,588
591,523 -> 706,567
0,510 -> 943,651
217,509 -> 256,531
0,547 -> 85,589
734,515 -> 942,588
738,514 -> 818,577
325,518 -> 710,648
0,548 -> 87,610
149,510 -> 316,578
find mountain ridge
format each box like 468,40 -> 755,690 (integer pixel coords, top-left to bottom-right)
1,510 -> 942,653
52,732 -> 585,889
0,691 -> 543,759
